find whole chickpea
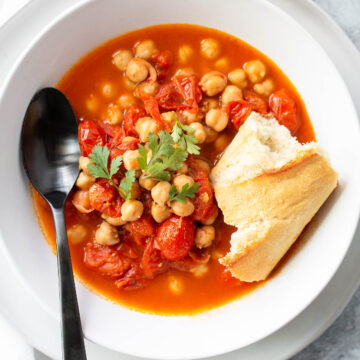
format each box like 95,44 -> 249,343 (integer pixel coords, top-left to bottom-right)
221,85 -> 243,107
204,126 -> 218,143
118,94 -> 136,108
178,45 -> 194,63
101,213 -> 126,226
124,77 -> 137,91
214,133 -> 231,153
202,98 -> 218,112
177,163 -> 188,175
121,200 -> 144,222
151,202 -> 171,223
173,175 -> 194,193
95,221 -> 120,246
106,104 -> 123,125
67,224 -> 87,245
215,57 -> 229,72
79,156 -> 93,175
102,83 -> 116,98
199,71 -> 227,96
151,181 -> 171,206
195,159 -> 211,175
72,190 -> 93,214
161,111 -> 177,129
254,78 -> 275,97
112,49 -> 133,71
85,94 -> 99,113
175,67 -> 197,77
170,198 -> 195,217
122,136 -> 138,143
76,172 -> 95,190
123,150 -> 141,170
201,207 -> 219,225
129,180 -> 140,199
126,58 -> 149,83
195,225 -> 215,249
134,40 -> 158,60
181,109 -> 203,124
134,81 -> 159,98
243,60 -> 267,83
205,108 -> 229,132
135,116 -> 159,142
200,38 -> 221,60
228,68 -> 248,88
188,122 -> 207,144
190,263 -> 209,278
139,174 -> 158,190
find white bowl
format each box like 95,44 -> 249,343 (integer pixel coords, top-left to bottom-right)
0,0 -> 359,359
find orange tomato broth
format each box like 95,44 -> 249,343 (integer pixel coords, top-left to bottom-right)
32,24 -> 315,315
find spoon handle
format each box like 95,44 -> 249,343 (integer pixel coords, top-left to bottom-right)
52,207 -> 87,360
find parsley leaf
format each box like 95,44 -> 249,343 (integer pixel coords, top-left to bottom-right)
169,182 -> 199,203
137,144 -> 148,170
120,169 -> 136,200
171,120 -> 200,155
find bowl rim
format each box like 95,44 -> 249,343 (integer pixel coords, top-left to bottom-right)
0,0 -> 359,359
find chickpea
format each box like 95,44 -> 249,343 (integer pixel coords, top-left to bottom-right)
102,83 -> 116,98
72,190 -> 93,214
79,156 -> 92,175
169,275 -> 183,295
127,180 -> 140,200
126,58 -> 149,83
254,78 -> 275,97
177,163 -> 188,175
175,67 -> 196,77
101,213 -> 126,226
139,174 -> 158,190
134,40 -> 158,60
106,104 -> 123,125
118,94 -> 136,108
121,200 -> 144,222
200,38 -> 221,60
195,225 -> 215,249
215,57 -> 229,72
202,98 -> 218,112
214,133 -> 231,153
85,94 -> 99,113
199,71 -> 227,96
134,81 -> 159,98
228,69 -> 248,88
76,172 -> 95,190
170,198 -> 195,217
204,126 -> 218,143
67,224 -> 87,244
173,175 -> 194,193
124,77 -> 137,90
112,49 -> 133,71
201,207 -> 218,225
135,116 -> 159,142
181,109 -> 203,124
178,45 -> 194,63
190,264 -> 209,278
221,85 -> 243,107
122,136 -> 138,143
161,111 -> 177,129
205,108 -> 229,132
244,60 -> 267,83
123,150 -> 141,170
195,159 -> 211,175
95,221 -> 120,246
151,181 -> 171,206
151,202 -> 171,223
188,122 -> 207,144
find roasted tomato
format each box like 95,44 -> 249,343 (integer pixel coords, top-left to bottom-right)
84,242 -> 131,278
88,180 -> 123,217
142,96 -> 170,131
109,137 -> 140,160
141,238 -> 168,278
115,264 -> 144,289
269,90 -> 299,134
126,217 -> 156,246
150,50 -> 173,81
156,215 -> 195,261
244,91 -> 268,114
78,120 -> 106,156
123,105 -> 147,137
227,100 -> 252,130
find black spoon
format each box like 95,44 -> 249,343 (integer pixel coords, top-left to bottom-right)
21,87 -> 87,360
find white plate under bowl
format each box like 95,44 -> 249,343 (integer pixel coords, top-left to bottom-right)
0,0 -> 359,359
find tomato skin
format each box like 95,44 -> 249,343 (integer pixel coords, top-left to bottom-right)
141,238 -> 168,278
88,180 -> 123,217
244,91 -> 268,114
126,217 -> 156,246
227,100 -> 252,130
78,120 -> 106,156
123,105 -> 147,137
84,242 -> 131,278
109,137 -> 140,160
269,90 -> 299,134
156,215 -> 195,261
150,50 -> 173,81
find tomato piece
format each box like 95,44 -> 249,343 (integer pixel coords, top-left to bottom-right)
244,91 -> 268,114
269,90 -> 299,135
115,264 -> 144,289
227,100 -> 252,130
142,96 -> 171,131
126,217 -> 156,246
156,215 -> 195,261
123,105 -> 147,137
88,180 -> 123,217
150,50 -> 173,81
109,138 -> 140,160
170,255 -> 197,272
174,75 -> 202,112
141,238 -> 168,278
84,242 -> 131,278
78,120 -> 106,156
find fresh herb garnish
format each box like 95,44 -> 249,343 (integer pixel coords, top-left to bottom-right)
87,145 -> 135,200
171,120 -> 200,155
169,182 -> 199,203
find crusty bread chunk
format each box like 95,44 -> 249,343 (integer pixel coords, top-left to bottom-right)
210,112 -> 338,282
